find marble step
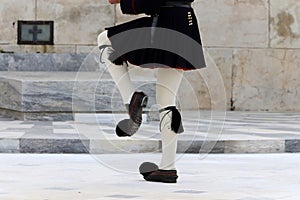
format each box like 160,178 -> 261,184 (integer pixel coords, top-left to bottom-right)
0,53 -> 93,71
0,71 -> 156,121
1,111 -> 300,154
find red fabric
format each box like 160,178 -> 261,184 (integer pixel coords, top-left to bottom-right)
131,0 -> 137,14
147,66 -> 195,71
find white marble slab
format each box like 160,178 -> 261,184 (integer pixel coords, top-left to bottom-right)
0,0 -> 35,44
37,0 -> 114,45
232,49 -> 300,111
270,0 -> 300,48
193,0 -> 269,48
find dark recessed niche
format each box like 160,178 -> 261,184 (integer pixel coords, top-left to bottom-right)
17,21 -> 54,45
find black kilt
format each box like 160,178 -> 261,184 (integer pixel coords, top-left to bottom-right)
105,6 -> 206,70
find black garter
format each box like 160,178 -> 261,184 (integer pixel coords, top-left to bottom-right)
159,106 -> 184,134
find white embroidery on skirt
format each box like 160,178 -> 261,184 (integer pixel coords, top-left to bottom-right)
188,12 -> 193,26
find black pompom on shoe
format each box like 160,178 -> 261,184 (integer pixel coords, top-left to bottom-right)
139,162 -> 159,177
116,91 -> 148,137
115,119 -> 130,137
139,162 -> 178,183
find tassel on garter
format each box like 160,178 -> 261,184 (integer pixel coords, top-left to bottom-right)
159,106 -> 184,134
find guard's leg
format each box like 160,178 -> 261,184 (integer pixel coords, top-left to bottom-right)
156,68 -> 184,170
97,31 -> 148,137
140,68 -> 183,183
97,31 -> 134,104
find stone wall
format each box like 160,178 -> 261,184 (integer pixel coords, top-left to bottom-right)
192,0 -> 300,111
0,0 -> 113,53
0,0 -> 299,111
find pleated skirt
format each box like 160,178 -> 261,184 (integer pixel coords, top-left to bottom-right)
105,6 -> 206,70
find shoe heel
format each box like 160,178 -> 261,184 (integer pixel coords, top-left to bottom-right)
141,96 -> 148,107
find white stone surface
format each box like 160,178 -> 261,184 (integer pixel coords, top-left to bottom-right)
1,110 -> 300,153
76,45 -> 97,54
0,153 -> 299,199
225,140 -> 285,153
0,45 -> 76,54
0,0 -> 35,44
0,139 -> 19,153
193,0 -> 269,48
0,71 -> 156,113
178,48 -> 233,110
115,4 -> 144,25
36,0 -> 114,45
74,113 -> 148,124
0,77 -> 22,111
232,49 -> 300,111
270,0 -> 300,48
0,0 -> 300,112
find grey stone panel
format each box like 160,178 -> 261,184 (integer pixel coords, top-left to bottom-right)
0,139 -> 19,153
0,53 -> 94,71
0,108 -> 25,120
0,72 -> 156,117
0,78 -> 22,111
177,140 -> 225,154
225,140 -> 285,153
20,139 -> 89,153
285,140 -> 300,153
22,81 -> 155,112
90,139 -> 160,154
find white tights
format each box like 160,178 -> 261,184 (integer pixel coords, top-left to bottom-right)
97,31 -> 183,170
97,31 -> 135,104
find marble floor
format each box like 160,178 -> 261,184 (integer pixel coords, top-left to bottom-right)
0,153 -> 299,200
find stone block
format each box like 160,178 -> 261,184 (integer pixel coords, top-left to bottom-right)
20,138 -> 89,153
193,0 -> 269,48
0,0 -> 35,44
76,45 -> 97,54
115,4 -> 145,25
233,49 -> 300,111
36,0 -> 114,45
0,45 -> 76,54
0,139 -> 19,153
177,140 -> 225,154
0,71 -> 156,120
178,48 -> 232,110
232,49 -> 300,111
225,140 -> 285,153
0,53 -> 89,71
285,140 -> 300,153
0,77 -> 22,111
270,0 -> 300,48
90,139 -> 160,154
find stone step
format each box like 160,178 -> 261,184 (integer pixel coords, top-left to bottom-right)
0,71 -> 156,120
74,113 -> 149,124
0,53 -> 91,72
1,111 -> 300,154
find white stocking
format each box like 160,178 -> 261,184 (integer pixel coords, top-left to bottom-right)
156,68 -> 183,170
97,31 -> 135,104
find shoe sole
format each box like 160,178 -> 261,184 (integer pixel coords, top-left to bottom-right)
144,177 -> 177,183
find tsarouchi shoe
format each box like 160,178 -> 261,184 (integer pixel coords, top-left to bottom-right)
139,162 -> 178,183
116,91 -> 148,137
